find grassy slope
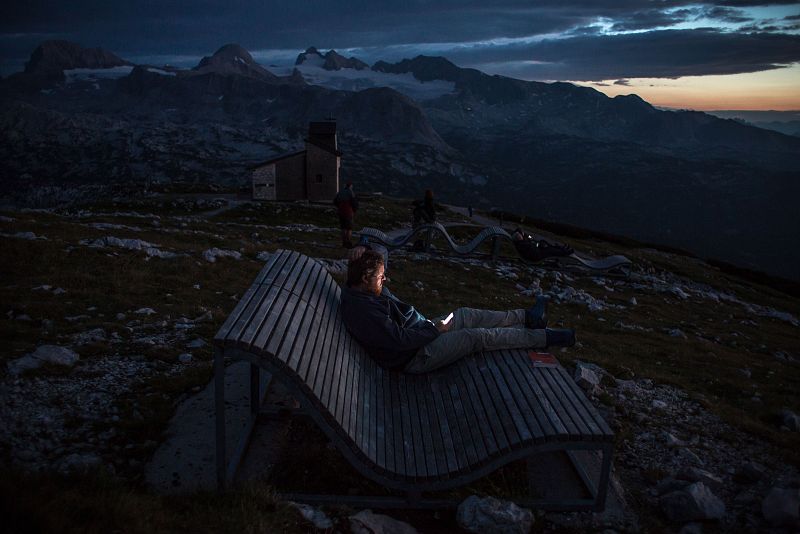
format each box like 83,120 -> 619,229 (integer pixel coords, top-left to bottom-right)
1,194 -> 798,531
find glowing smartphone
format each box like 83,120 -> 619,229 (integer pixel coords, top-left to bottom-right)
443,312 -> 454,325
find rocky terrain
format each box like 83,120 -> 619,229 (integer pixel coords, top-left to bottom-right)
1,193 -> 798,532
1,41 -> 799,281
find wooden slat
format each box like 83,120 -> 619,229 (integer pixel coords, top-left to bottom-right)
451,364 -> 490,461
362,352 -> 377,463
296,277 -> 336,384
323,324 -> 348,413
530,367 -> 579,437
549,367 -> 606,439
375,364 -> 394,470
496,351 -> 545,441
455,362 -> 498,458
474,354 -> 522,446
279,267 -> 327,368
416,376 -> 447,477
429,379 -> 458,474
398,374 -> 416,478
312,299 -> 343,399
445,376 -> 479,468
333,330 -> 354,428
405,376 -> 428,478
540,368 -> 592,438
346,350 -> 363,442
510,355 -> 568,438
463,356 -> 511,452
355,347 -> 371,450
389,375 -> 406,476
560,368 -> 613,436
284,271 -> 330,373
368,355 -> 380,464
483,352 -> 533,443
381,364 -> 394,472
215,251 -> 290,341
504,352 -> 557,438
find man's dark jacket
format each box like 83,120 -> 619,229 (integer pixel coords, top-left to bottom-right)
341,286 -> 439,370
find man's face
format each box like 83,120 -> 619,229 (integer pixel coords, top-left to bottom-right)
364,264 -> 385,296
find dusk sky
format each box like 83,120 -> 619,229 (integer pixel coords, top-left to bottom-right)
2,0 -> 799,110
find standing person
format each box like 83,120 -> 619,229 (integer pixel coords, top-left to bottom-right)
411,189 -> 437,251
333,181 -> 358,248
341,250 -> 575,373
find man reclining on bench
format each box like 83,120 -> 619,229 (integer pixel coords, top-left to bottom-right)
341,250 -> 576,373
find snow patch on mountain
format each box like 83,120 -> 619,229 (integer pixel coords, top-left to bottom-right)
64,66 -> 134,84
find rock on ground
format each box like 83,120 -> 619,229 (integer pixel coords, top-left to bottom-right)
456,495 -> 534,534
349,509 -> 418,534
659,482 -> 726,523
7,345 -> 80,375
289,502 -> 333,529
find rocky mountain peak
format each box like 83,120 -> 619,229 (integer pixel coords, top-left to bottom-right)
295,47 -> 368,71
372,55 -> 463,82
194,43 -> 276,80
24,40 -> 129,76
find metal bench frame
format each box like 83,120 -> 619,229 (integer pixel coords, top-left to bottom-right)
214,250 -> 614,510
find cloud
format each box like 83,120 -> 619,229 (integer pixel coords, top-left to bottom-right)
458,29 -> 800,81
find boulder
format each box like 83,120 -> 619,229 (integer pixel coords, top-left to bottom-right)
8,344 -> 82,373
780,409 -> 800,432
574,363 -> 601,392
659,482 -> 725,522
289,502 -> 333,529
456,495 -> 534,534
734,461 -> 765,484
349,510 -> 417,534
761,487 -> 800,527
677,467 -> 724,492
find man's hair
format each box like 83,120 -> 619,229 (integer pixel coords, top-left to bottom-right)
347,249 -> 384,288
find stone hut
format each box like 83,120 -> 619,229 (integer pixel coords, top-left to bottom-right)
250,121 -> 341,201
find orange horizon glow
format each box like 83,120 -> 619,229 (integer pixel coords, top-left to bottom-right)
577,63 -> 800,111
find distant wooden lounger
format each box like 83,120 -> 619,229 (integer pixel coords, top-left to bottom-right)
360,223 -> 632,273
214,249 -> 614,510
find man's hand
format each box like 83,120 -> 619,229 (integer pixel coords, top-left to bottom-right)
434,319 -> 452,333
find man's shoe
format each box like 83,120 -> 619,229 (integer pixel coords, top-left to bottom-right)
525,296 -> 550,329
545,328 -> 576,348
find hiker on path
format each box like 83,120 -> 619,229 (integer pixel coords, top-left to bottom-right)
511,227 -> 574,262
333,181 -> 358,248
341,250 -> 576,373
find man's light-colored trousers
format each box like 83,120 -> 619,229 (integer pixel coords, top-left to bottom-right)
404,307 -> 546,374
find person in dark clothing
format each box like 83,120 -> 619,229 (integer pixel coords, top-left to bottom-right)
341,250 -> 576,373
411,189 -> 437,251
333,182 -> 358,248
511,228 -> 574,262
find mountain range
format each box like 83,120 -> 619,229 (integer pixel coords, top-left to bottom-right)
1,41 -> 798,281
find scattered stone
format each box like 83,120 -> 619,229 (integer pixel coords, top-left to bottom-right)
652,400 -> 668,410
456,495 -> 534,534
411,280 -> 424,290
629,297 -> 637,305
116,313 -> 126,321
52,287 -> 66,295
178,353 -> 193,364
186,338 -> 207,349
202,248 -> 242,263
32,284 -> 52,291
780,409 -> 800,432
65,314 -> 91,322
678,523 -> 703,534
8,345 -> 81,374
256,251 -> 272,262
668,328 -> 687,338
16,314 -> 32,321
135,308 -> 157,315
660,482 -> 725,522
73,328 -> 107,346
194,311 -> 213,323
761,487 -> 800,527
289,502 -> 333,529
574,364 -> 601,392
664,432 -> 686,448
350,509 -> 417,534
677,467 -> 724,492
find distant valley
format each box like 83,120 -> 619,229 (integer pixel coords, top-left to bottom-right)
1,41 -> 798,281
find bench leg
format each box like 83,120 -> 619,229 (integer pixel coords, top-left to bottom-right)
215,347 -> 226,491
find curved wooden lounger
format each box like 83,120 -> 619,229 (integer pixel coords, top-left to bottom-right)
360,222 -> 509,256
214,249 -> 614,510
360,224 -> 632,272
